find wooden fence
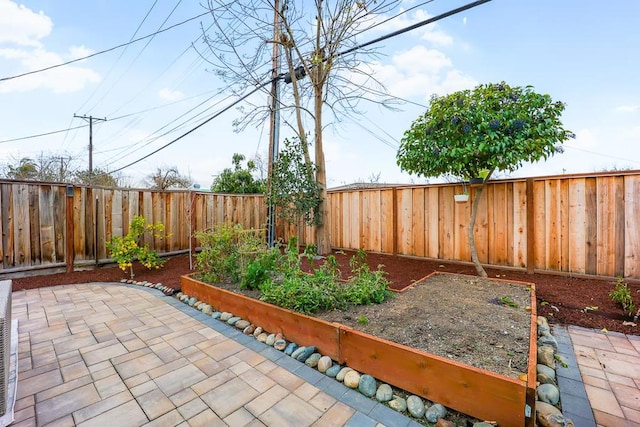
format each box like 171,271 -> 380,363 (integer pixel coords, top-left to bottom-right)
1,170 -> 639,280
0,181 -> 266,273
295,171 -> 640,280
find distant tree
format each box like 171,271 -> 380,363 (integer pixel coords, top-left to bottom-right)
145,166 -> 192,190
397,82 -> 574,277
4,157 -> 38,180
212,153 -> 266,194
2,153 -> 77,182
74,168 -> 122,187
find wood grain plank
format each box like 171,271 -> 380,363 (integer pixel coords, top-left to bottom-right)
14,184 -> 31,267
472,184 -> 489,264
568,179 -> 586,273
545,180 -> 561,271
28,185 -> 41,265
53,186 -> 65,263
398,189 -> 412,255
370,191 -> 381,252
559,178 -> 570,272
412,188 -> 425,257
38,186 -> 55,263
380,190 -> 393,253
624,175 -> 640,278
439,186 -> 455,260
454,187 -> 470,261
1,185 -> 14,267
614,176 -> 625,277
513,182 -> 528,269
0,185 -> 4,268
426,187 -> 439,258
350,191 -> 360,249
585,178 -> 598,274
596,177 -> 615,276
533,181 -> 546,270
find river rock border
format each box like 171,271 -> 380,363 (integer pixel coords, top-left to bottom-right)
536,316 -> 577,426
172,288 -> 500,427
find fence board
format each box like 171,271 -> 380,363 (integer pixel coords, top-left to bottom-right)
412,188 -> 425,257
28,185 -> 41,265
597,177 -> 615,276
380,190 -> 394,253
38,186 -> 55,263
398,189 -> 412,255
472,186 -> 489,263
14,184 -> 30,268
426,187 -> 439,259
513,182 -> 527,268
625,176 -> 640,277
568,179 -> 586,273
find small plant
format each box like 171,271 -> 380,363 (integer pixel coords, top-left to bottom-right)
497,296 -> 519,308
609,277 -> 635,317
106,215 -> 166,279
357,315 -> 369,325
195,222 -> 243,284
241,247 -> 281,290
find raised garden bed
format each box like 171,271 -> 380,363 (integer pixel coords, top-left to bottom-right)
181,272 -> 538,426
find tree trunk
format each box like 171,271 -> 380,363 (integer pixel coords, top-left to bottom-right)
314,84 -> 331,255
468,185 -> 488,277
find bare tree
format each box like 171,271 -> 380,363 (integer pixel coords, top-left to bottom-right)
145,166 -> 193,190
2,153 -> 77,182
202,0 -> 400,253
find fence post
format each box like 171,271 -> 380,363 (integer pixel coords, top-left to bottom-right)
526,178 -> 535,274
65,186 -> 74,273
392,187 -> 398,257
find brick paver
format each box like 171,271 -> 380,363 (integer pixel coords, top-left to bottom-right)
12,283 -> 422,426
567,326 -> 640,427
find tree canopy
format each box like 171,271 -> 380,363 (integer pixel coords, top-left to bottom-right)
397,82 -> 574,181
397,82 -> 573,277
212,153 -> 266,194
145,166 -> 192,190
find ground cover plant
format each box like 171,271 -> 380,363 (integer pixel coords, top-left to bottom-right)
194,225 -> 392,315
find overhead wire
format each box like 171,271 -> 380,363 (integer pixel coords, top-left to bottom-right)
0,10 -> 211,82
104,0 -> 491,173
74,0 -> 160,115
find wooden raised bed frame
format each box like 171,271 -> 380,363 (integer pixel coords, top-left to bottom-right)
181,272 -> 537,427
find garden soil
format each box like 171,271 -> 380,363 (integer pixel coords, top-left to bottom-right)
11,250 -> 639,340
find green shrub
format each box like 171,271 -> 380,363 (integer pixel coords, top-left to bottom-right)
195,223 -> 243,283
106,215 -> 166,279
610,277 -> 635,316
241,247 -> 281,290
344,265 -> 392,305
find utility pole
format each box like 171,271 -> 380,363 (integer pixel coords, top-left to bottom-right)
74,114 -> 106,184
266,0 -> 281,247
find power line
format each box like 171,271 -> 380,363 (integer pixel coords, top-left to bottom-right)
75,0 -> 160,113
0,10 -> 210,82
107,0 -> 492,173
109,79 -> 274,173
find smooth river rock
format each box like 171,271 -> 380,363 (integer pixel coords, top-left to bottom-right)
375,384 -> 393,402
358,374 -> 376,397
317,356 -> 332,373
305,353 -> 322,368
537,383 -> 560,405
343,370 -> 361,389
336,367 -> 353,382
406,395 -> 425,418
325,364 -> 341,378
425,403 -> 447,422
388,396 -> 407,412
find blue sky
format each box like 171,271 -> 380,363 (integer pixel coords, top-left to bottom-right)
1,0 -> 639,188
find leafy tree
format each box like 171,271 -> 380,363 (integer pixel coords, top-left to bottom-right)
145,166 -> 192,190
267,137 -> 322,226
203,0 -> 399,253
74,168 -> 122,187
397,82 -> 574,277
212,153 -> 266,194
4,157 -> 38,180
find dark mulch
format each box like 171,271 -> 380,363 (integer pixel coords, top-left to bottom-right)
10,251 -> 640,336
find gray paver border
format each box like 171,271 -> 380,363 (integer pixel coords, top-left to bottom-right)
552,325 -> 597,427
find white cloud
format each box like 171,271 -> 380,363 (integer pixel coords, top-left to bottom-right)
566,128 -> 597,149
158,88 -> 184,101
360,46 -> 476,100
0,3 -> 100,94
0,0 -> 52,46
615,105 -> 640,113
67,45 -> 94,60
366,8 -> 453,47
0,48 -> 100,93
